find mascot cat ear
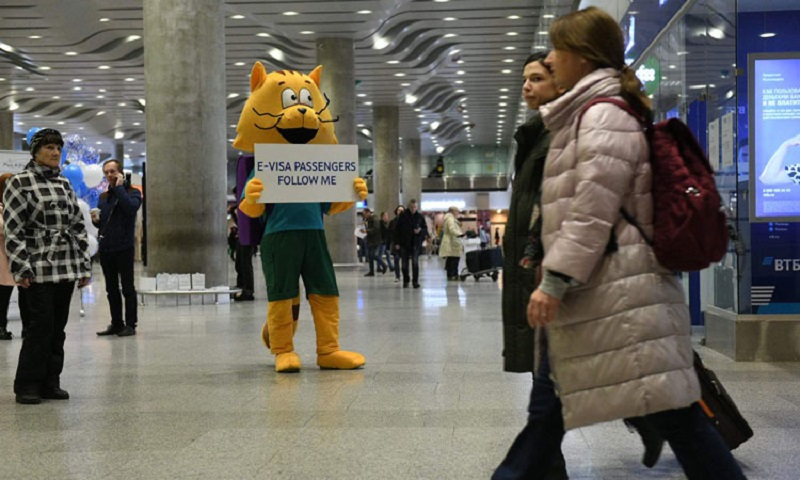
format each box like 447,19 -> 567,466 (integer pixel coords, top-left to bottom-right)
308,65 -> 323,88
250,61 -> 268,93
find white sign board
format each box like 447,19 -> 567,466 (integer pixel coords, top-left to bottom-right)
0,150 -> 30,174
707,119 -> 720,171
254,144 -> 359,203
721,112 -> 735,169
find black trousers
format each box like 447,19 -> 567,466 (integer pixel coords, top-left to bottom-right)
100,247 -> 137,329
14,281 -> 74,394
401,247 -> 421,285
235,243 -> 254,294
0,285 -> 30,332
445,256 -> 460,278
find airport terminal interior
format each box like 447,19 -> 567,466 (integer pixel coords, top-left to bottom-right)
2,0 -> 800,479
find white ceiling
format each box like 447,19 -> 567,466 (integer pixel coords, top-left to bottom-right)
0,0 -> 575,166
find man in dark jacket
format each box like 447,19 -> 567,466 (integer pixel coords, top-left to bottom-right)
362,208 -> 385,276
395,199 -> 427,288
94,159 -> 142,337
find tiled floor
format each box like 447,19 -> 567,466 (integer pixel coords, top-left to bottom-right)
0,255 -> 798,479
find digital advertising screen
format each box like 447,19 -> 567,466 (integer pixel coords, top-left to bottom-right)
749,52 -> 800,222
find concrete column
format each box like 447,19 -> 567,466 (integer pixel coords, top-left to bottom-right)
401,137 -> 422,206
373,106 -> 400,218
114,142 -> 124,162
143,0 -> 227,286
0,111 -> 13,150
317,37 -> 357,264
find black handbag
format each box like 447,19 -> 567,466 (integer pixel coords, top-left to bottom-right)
694,352 -> 754,450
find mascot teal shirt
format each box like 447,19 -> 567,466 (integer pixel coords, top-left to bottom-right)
243,171 -> 332,236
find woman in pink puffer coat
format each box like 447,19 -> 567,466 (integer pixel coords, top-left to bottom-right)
492,7 -> 746,480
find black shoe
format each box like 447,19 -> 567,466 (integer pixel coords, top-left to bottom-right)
364,273 -> 375,277
403,283 -> 409,288
96,325 -> 124,336
15,392 -> 41,404
117,326 -> 136,337
0,327 -> 11,340
41,387 -> 69,400
233,293 -> 255,302
413,283 -> 420,289
625,417 -> 664,468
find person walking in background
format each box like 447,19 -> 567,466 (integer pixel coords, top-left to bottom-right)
479,224 -> 490,250
439,206 -> 464,281
493,8 -> 746,479
362,208 -> 385,276
389,205 -> 404,283
93,159 -> 143,336
396,199 -> 428,288
379,211 -> 394,273
3,128 -> 92,404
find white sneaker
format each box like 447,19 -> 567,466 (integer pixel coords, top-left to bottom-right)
394,278 -> 400,283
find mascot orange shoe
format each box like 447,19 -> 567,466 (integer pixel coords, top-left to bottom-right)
235,61 -> 366,373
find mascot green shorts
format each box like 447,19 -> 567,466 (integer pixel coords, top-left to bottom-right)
260,230 -> 339,301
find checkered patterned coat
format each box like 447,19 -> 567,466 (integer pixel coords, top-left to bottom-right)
2,161 -> 92,283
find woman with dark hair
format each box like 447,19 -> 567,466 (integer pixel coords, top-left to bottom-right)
3,128 -> 92,404
493,7 -> 746,479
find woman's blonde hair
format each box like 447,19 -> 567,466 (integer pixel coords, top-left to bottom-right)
549,6 -> 651,117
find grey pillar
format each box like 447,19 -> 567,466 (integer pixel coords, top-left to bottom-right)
143,0 -> 227,286
373,106 -> 400,218
401,138 -> 422,205
114,142 -> 124,162
0,111 -> 13,150
317,37 -> 357,264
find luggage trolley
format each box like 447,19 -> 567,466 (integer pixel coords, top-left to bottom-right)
460,241 -> 503,282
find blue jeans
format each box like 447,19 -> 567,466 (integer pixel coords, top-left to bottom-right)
493,333 -> 746,480
381,244 -> 394,271
368,245 -> 386,274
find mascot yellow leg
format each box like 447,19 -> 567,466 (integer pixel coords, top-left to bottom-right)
262,294 -> 301,349
264,298 -> 302,373
308,294 -> 365,369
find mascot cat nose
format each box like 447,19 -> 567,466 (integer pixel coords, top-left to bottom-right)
298,107 -> 307,114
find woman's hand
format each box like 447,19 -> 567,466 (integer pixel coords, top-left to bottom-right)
18,278 -> 31,289
527,288 -> 560,328
77,277 -> 91,288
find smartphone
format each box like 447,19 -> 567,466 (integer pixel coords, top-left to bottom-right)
124,172 -> 132,186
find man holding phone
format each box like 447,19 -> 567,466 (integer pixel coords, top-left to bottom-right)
94,159 -> 142,337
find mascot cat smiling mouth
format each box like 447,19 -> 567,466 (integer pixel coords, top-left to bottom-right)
235,61 -> 367,373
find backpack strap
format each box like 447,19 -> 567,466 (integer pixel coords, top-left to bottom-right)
575,97 -> 655,247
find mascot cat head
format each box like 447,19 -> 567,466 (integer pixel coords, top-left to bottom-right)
233,62 -> 338,152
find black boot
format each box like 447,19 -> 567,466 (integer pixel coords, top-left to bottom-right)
0,327 -> 11,340
624,417 -> 664,468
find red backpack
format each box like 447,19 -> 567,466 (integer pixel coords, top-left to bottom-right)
577,97 -> 728,271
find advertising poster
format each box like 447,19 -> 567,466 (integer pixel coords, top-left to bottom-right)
750,54 -> 800,221
749,222 -> 800,314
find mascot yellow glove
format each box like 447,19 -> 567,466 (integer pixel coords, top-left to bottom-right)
329,177 -> 367,215
239,178 -> 266,218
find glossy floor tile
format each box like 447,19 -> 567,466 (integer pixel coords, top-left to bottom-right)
0,255 -> 797,479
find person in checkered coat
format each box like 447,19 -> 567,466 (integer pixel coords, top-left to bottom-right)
2,128 -> 92,405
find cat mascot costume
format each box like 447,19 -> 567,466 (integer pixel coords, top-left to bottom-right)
235,61 -> 367,373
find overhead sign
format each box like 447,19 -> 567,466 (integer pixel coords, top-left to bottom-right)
253,144 -> 359,203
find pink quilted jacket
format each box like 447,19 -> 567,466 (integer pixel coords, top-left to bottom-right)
539,68 -> 700,430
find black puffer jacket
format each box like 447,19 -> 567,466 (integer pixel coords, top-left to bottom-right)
501,113 -> 550,373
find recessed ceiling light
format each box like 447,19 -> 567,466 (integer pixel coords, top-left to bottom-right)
538,31 -> 549,35
269,48 -> 285,61
257,33 -> 271,37
300,31 -> 315,35
364,101 -> 373,105
52,96 -> 60,99
96,95 -> 104,99
234,62 -> 245,66
65,51 -> 78,56
125,77 -> 135,81
25,87 -> 34,92
127,35 -> 141,42
455,89 -> 465,93
499,96 -> 509,99
283,11 -> 300,16
98,65 -> 111,69
499,88 -> 509,92
444,33 -> 457,38
760,32 -> 776,38
73,78 -> 82,82
401,83 -> 410,86
231,14 -> 245,19
118,102 -> 126,107
39,66 -> 51,70
507,15 -> 521,20
227,93 -> 240,99
387,60 -> 399,64
456,70 -> 465,75
708,28 -> 725,39
96,111 -> 106,116
499,102 -> 508,107
504,46 -> 516,51
394,73 -> 406,77
357,10 -> 371,14
28,35 -> 42,39
133,122 -> 141,126
501,69 -> 512,74
503,59 -> 514,63
97,141 -> 103,144
444,17 -> 456,21
434,0 -> 450,2
73,86 -> 82,91
75,104 -> 83,107
357,93 -> 367,98
99,17 -> 110,22
506,32 -> 518,36
455,80 -> 463,84
543,14 -> 555,19
534,45 -> 547,50
417,114 -> 425,118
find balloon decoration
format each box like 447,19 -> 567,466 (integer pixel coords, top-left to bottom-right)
26,127 -> 41,145
82,164 -> 104,188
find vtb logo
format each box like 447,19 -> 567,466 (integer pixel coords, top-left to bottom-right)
765,257 -> 800,271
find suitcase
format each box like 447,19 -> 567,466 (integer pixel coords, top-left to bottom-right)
714,265 -> 735,310
479,247 -> 503,271
465,250 -> 482,274
694,352 -> 753,450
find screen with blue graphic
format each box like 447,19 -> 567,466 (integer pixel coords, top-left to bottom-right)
750,53 -> 800,222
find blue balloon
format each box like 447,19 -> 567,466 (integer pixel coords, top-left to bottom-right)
62,164 -> 84,187
86,188 -> 100,209
61,149 -> 68,166
73,181 -> 87,198
26,127 -> 42,145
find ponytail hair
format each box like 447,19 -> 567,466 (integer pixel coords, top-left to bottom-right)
550,7 -> 651,118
